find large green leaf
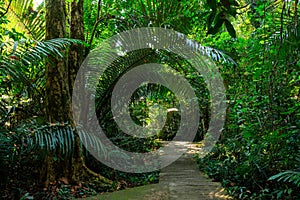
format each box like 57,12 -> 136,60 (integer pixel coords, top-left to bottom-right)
224,19 -> 236,38
207,17 -> 224,35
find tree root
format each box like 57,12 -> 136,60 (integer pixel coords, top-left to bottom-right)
82,164 -> 116,191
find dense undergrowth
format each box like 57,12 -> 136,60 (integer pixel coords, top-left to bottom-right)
0,123 -> 160,199
196,2 -> 300,198
1,0 -> 300,199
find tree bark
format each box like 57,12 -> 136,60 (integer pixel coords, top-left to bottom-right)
42,0 -> 86,187
42,0 -> 112,188
68,0 -> 89,124
68,0 -> 85,97
45,0 -> 71,123
67,0 -> 86,182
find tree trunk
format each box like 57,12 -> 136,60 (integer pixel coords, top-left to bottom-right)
45,0 -> 70,123
68,0 -> 89,124
67,0 -> 86,182
42,0 -> 112,188
42,0 -> 83,187
68,0 -> 85,97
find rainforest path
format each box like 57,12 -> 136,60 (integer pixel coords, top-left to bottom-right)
83,142 -> 231,200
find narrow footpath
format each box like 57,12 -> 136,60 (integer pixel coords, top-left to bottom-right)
159,142 -> 230,200
84,142 -> 231,200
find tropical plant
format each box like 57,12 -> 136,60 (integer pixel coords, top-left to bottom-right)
0,37 -> 82,128
205,0 -> 240,37
2,0 -> 300,199
3,0 -> 45,40
269,170 -> 300,187
197,0 -> 300,199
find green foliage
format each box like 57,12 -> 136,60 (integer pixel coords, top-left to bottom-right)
94,44 -> 230,152
205,0 -> 239,38
128,83 -> 180,140
198,1 -> 300,199
1,0 -> 300,199
3,0 -> 45,40
0,36 -> 83,129
33,124 -> 76,156
269,170 -> 300,187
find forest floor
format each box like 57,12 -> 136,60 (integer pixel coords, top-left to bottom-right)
83,142 -> 232,200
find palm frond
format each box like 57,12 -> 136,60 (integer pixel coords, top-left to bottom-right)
0,123 -> 107,174
94,42 -> 233,110
32,124 -> 107,159
269,170 -> 300,187
268,152 -> 300,188
34,124 -> 75,155
78,128 -> 108,159
95,48 -> 157,113
5,0 -> 45,40
0,38 -> 83,127
1,37 -> 81,85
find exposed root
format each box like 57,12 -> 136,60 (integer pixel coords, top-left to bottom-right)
82,164 -> 116,191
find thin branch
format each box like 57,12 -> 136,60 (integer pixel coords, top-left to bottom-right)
97,0 -> 101,20
88,15 -> 114,46
280,1 -> 286,44
295,0 -> 298,30
0,0 -> 13,19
